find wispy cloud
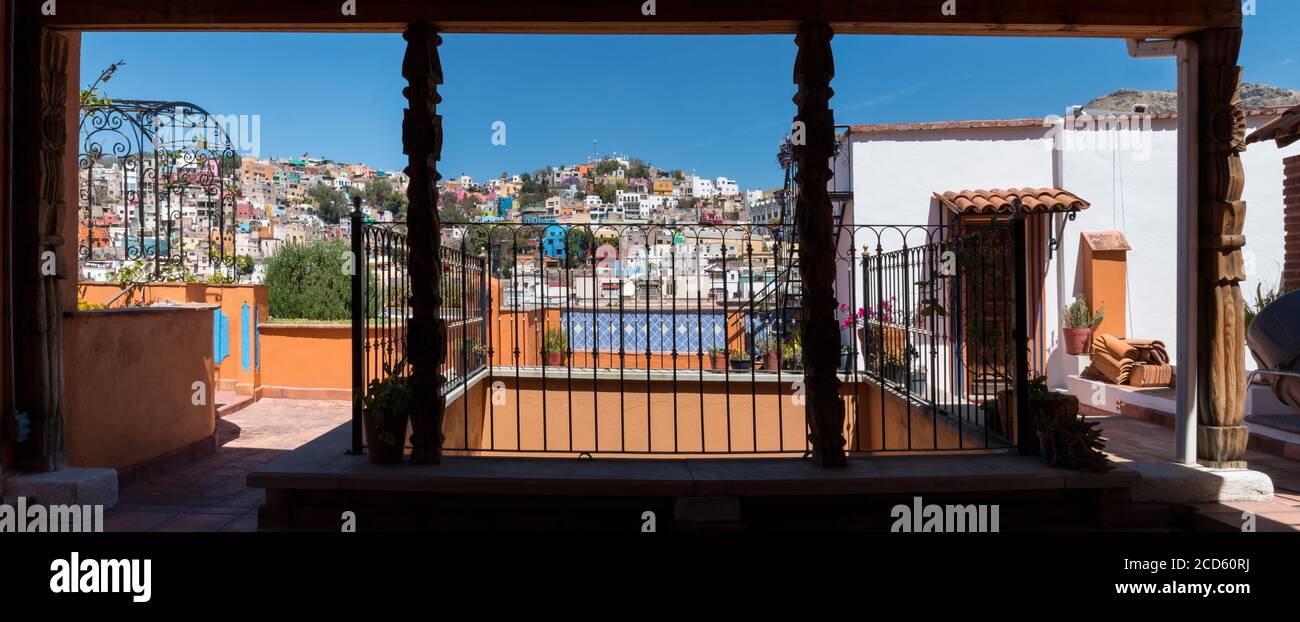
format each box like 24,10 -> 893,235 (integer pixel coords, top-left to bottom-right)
1282,58 -> 1296,67
669,81 -> 935,153
836,81 -> 937,112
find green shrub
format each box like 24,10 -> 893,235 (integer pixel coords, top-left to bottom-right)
265,240 -> 351,321
1245,281 -> 1292,330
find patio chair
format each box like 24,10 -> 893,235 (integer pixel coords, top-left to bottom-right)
1246,289 -> 1300,414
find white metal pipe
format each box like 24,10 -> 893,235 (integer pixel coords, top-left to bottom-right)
1174,38 -> 1199,464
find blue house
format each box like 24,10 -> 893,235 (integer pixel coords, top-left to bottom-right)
542,225 -> 569,259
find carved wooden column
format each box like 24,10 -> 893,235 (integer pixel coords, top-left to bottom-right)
11,29 -> 70,473
1194,28 -> 1248,469
793,22 -> 847,467
401,23 -> 447,464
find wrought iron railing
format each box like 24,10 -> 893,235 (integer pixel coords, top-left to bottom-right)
843,220 -> 1021,451
352,215 -> 1030,458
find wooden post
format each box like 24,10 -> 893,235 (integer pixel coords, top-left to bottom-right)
9,27 -> 70,473
401,23 -> 446,464
1194,27 -> 1248,469
793,22 -> 847,467
350,196 -> 364,456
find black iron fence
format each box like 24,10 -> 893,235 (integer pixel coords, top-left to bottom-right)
351,217 -> 1030,457
843,220 -> 1023,451
350,216 -> 489,453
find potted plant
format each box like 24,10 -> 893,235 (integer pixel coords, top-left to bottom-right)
1062,296 -> 1104,355
1028,377 -> 1112,472
906,362 -> 927,396
758,336 -> 780,371
706,347 -> 728,371
881,349 -> 907,383
464,338 -> 486,370
360,368 -> 412,465
729,348 -> 752,371
999,376 -> 1112,472
542,328 -> 568,366
781,332 -> 803,371
839,304 -> 865,369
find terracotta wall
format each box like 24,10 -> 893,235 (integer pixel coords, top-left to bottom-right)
846,381 -> 987,451
63,305 -> 216,469
79,283 -> 268,395
441,373 -> 490,450
444,374 -> 992,456
259,324 -> 384,399
1285,155 -> 1300,292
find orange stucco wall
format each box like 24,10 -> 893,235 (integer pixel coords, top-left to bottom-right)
63,305 -> 216,469
442,374 -> 998,456
260,324 -> 351,397
79,283 -> 268,394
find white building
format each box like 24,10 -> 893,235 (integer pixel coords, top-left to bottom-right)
840,106 -> 1300,401
689,175 -> 717,199
714,176 -> 740,197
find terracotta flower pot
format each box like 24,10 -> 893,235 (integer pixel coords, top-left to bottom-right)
363,409 -> 409,465
708,353 -> 726,370
545,352 -> 566,366
1063,328 -> 1093,355
764,350 -> 779,371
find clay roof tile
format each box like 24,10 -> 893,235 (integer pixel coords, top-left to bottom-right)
932,187 -> 1090,215
1246,103 -> 1300,148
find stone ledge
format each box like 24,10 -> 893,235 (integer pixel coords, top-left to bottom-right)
4,468 -> 119,507
1126,461 -> 1274,503
249,422 -> 1142,498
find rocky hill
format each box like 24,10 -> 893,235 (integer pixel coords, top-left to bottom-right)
1084,82 -> 1300,114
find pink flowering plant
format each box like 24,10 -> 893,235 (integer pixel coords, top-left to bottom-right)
839,303 -> 866,333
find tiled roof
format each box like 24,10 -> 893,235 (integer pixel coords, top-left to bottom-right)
851,106 -> 1293,135
933,188 -> 1091,215
1246,103 -> 1300,148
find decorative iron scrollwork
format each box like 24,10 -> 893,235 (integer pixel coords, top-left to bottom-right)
79,100 -> 240,281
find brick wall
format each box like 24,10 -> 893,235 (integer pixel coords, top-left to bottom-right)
1286,155 -> 1300,292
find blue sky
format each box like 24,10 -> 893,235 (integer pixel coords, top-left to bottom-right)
82,8 -> 1299,191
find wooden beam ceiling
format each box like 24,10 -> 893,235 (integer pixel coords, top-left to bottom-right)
36,0 -> 1241,38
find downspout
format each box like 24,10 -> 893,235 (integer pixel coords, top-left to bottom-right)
1051,113 -> 1066,388
1173,38 -> 1199,465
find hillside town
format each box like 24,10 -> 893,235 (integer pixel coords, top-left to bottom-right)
78,149 -> 794,309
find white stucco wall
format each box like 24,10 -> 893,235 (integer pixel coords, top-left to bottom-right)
845,113 -> 1300,388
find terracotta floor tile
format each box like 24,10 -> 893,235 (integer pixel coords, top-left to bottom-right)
1099,415 -> 1300,532
104,398 -> 350,532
